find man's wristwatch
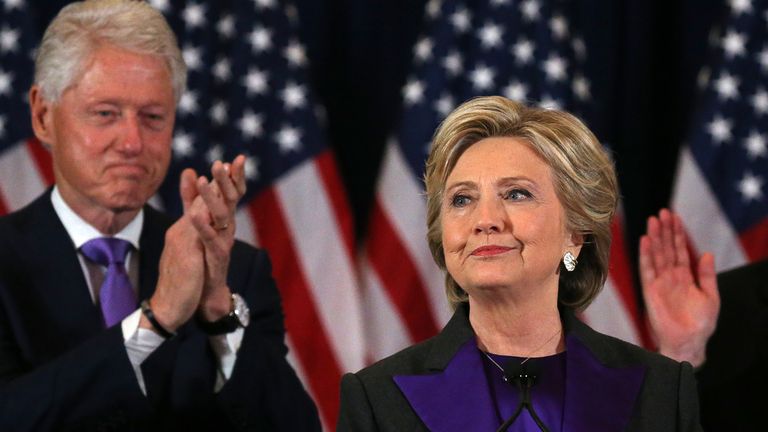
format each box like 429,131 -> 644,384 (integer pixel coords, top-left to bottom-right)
198,293 -> 250,335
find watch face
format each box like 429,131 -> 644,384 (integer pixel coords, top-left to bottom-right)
233,293 -> 250,328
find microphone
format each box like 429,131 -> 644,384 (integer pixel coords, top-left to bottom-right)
495,360 -> 550,432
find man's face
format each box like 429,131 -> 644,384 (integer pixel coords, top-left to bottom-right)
33,44 -> 176,215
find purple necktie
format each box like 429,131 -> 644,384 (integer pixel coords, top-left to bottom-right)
80,237 -> 136,327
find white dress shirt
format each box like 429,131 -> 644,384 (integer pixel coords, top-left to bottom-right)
51,187 -> 243,393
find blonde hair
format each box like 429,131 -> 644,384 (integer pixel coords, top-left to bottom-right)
424,96 -> 618,312
34,0 -> 186,103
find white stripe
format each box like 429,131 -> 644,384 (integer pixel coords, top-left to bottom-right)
360,256 -> 413,362
672,147 -> 747,271
582,278 -> 640,345
276,160 -> 365,373
376,143 -> 452,326
0,142 -> 47,211
234,208 -> 259,247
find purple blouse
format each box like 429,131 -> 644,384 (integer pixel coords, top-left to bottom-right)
482,351 -> 567,432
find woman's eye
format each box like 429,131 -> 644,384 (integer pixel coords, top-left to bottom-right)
504,189 -> 532,200
451,194 -> 471,207
96,110 -> 116,118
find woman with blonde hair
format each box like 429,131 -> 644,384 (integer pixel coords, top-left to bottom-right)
338,96 -> 700,431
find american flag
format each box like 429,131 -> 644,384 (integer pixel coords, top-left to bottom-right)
672,0 -> 768,269
361,0 -> 652,364
0,0 -> 363,429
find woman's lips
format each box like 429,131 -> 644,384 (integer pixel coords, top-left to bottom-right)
470,245 -> 513,256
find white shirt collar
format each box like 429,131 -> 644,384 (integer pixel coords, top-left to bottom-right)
51,186 -> 143,250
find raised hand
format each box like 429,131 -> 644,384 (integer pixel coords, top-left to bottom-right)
186,156 -> 247,321
639,208 -> 720,367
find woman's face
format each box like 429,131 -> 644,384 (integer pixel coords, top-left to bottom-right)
441,137 -> 580,296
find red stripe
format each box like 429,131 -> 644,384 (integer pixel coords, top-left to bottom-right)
366,198 -> 440,342
608,216 -> 654,348
314,151 -> 356,260
248,188 -> 341,429
0,189 -> 8,216
739,217 -> 768,261
26,138 -> 55,186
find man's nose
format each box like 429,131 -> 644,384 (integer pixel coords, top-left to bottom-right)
117,113 -> 143,155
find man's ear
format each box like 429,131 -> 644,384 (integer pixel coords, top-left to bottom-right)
29,86 -> 55,147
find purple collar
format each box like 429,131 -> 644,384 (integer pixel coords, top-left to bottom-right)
394,334 -> 645,431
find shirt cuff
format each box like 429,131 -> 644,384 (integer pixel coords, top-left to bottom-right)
122,308 -> 165,395
209,328 -> 245,392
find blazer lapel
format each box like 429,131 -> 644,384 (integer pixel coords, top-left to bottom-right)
137,206 -> 172,301
562,314 -> 645,431
393,306 -> 498,431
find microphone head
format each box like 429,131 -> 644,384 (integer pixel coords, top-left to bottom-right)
503,359 -> 540,389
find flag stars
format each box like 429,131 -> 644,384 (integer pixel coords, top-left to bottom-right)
178,90 -> 198,115
721,30 -> 746,58
477,22 -> 503,49
713,72 -> 740,100
549,15 -> 568,40
512,38 -> 535,64
470,65 -> 495,90
744,131 -> 767,159
707,115 -> 732,144
434,93 -> 454,117
182,45 -> 202,71
542,54 -> 567,81
450,8 -> 471,33
210,101 -> 227,125
442,51 -> 463,76
2,0 -> 23,10
758,46 -> 768,72
253,0 -> 276,9
182,3 -> 206,29
244,156 -> 259,180
572,37 -> 587,61
206,145 -> 224,164
520,0 -> 541,22
752,88 -> 768,115
148,0 -> 169,12
503,81 -> 528,101
538,95 -> 562,110
738,172 -> 763,202
573,75 -> 591,100
425,0 -> 442,18
0,26 -> 19,53
414,38 -> 433,62
729,0 -> 752,15
276,126 -> 302,153
217,15 -> 235,39
173,131 -> 195,158
213,58 -> 231,82
403,79 -> 425,105
281,82 -> 307,110
238,111 -> 263,139
248,26 -> 272,53
243,68 -> 268,95
0,69 -> 12,96
284,41 -> 307,67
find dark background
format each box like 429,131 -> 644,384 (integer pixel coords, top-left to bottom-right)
32,0 -> 728,283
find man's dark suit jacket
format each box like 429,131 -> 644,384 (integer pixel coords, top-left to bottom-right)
0,191 -> 320,431
696,259 -> 768,431
339,303 -> 701,431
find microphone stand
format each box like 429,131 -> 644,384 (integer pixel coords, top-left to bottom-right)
495,362 -> 550,432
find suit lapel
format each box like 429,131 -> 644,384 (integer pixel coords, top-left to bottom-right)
137,206 -> 172,301
19,192 -> 104,355
562,313 -> 645,431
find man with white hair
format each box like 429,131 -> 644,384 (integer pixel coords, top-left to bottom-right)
0,1 -> 319,430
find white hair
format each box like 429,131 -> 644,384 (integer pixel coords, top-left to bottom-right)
34,0 -> 186,103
